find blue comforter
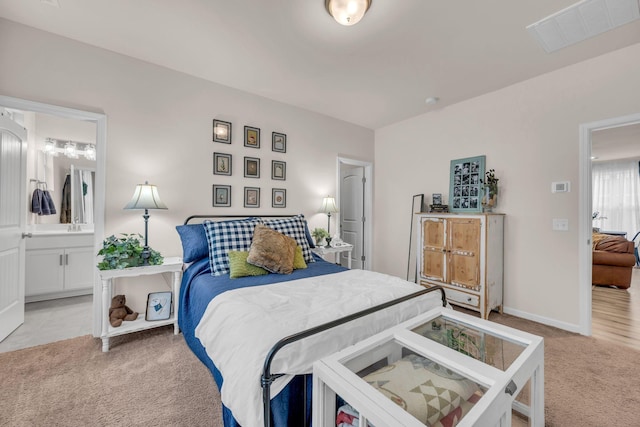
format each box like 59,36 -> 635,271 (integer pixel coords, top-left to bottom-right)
179,254 -> 347,426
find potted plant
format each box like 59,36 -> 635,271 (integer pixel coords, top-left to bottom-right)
97,233 -> 163,270
480,169 -> 499,212
311,228 -> 329,246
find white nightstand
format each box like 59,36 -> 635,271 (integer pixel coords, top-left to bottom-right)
98,257 -> 182,352
312,244 -> 353,269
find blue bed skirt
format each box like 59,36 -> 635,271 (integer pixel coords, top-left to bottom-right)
179,254 -> 347,426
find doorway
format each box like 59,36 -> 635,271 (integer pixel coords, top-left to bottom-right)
0,95 -> 106,343
337,157 -> 373,270
578,111 -> 640,336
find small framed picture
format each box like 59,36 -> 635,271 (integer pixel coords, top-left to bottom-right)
213,119 -> 232,144
213,184 -> 231,207
272,132 -> 286,153
213,152 -> 232,176
272,160 -> 286,180
244,187 -> 260,208
244,157 -> 260,178
272,188 -> 286,208
146,291 -> 172,321
244,126 -> 260,148
432,193 -> 442,205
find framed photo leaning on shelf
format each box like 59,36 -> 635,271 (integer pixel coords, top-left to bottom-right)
146,291 -> 172,321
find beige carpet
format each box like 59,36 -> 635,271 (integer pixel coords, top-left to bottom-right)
2,315 -> 640,426
0,326 -> 222,427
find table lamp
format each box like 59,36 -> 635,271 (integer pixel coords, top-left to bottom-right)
123,181 -> 167,265
319,196 -> 339,248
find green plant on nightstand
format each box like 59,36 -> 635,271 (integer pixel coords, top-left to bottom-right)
97,233 -> 163,270
311,228 -> 329,246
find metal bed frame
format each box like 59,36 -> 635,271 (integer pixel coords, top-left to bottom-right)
183,215 -> 447,427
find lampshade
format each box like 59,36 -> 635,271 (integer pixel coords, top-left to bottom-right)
325,0 -> 372,26
319,196 -> 339,214
123,182 -> 168,210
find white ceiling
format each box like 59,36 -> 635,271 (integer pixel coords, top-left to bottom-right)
2,0 -> 640,129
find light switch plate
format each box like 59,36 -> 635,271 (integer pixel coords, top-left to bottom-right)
552,218 -> 569,231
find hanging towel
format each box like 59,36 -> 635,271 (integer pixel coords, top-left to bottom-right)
30,187 -> 57,215
31,188 -> 44,215
42,190 -> 57,215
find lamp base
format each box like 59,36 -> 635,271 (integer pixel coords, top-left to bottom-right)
141,246 -> 150,266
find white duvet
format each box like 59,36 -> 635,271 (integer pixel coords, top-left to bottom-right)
195,269 -> 445,427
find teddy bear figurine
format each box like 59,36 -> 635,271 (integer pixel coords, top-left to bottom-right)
109,294 -> 139,327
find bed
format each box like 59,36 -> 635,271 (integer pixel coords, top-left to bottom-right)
176,214 -> 447,427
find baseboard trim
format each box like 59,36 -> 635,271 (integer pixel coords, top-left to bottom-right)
503,306 -> 584,335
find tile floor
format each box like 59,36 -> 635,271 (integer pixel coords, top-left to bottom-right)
0,295 -> 93,353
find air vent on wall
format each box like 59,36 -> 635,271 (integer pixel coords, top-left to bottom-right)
526,0 -> 640,53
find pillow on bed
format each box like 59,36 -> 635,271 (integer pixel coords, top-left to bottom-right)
204,218 -> 261,276
293,245 -> 307,270
228,250 -> 269,278
303,219 -> 315,249
175,224 -> 208,263
247,224 -> 297,274
261,214 -> 315,263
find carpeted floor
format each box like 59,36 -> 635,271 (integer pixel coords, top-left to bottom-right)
0,326 -> 222,427
2,313 -> 640,427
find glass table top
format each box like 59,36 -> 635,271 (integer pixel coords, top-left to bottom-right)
411,315 -> 526,371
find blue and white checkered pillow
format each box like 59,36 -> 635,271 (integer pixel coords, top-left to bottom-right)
261,214 -> 315,263
204,218 -> 261,276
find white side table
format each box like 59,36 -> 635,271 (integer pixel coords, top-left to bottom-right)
98,257 -> 182,352
312,244 -> 354,269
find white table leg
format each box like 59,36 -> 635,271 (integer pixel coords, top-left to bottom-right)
347,248 -> 352,269
101,278 -> 111,352
531,363 -> 545,426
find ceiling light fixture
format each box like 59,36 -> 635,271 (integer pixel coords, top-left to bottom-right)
425,97 -> 440,105
325,0 -> 372,26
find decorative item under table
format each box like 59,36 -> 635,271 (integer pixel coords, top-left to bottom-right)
313,307 -> 544,427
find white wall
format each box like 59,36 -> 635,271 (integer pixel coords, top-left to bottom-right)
0,19 -> 373,311
374,42 -> 640,330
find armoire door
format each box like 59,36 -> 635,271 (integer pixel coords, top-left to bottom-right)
448,218 -> 481,290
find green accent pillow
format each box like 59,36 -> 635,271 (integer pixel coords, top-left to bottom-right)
228,250 -> 269,278
293,246 -> 307,270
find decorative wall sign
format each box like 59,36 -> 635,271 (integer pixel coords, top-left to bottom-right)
272,132 -> 286,153
272,188 -> 286,208
244,126 -> 260,148
213,119 -> 232,144
213,152 -> 232,176
244,157 -> 260,178
272,160 -> 286,180
213,184 -> 231,207
449,155 -> 485,212
244,187 -> 260,208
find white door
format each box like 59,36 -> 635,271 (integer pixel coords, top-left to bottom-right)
340,166 -> 365,269
0,112 -> 27,342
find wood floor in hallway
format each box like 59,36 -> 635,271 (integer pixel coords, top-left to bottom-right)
592,267 -> 640,351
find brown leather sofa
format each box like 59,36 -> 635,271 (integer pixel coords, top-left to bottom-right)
592,234 -> 636,289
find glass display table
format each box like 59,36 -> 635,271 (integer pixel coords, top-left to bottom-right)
313,307 -> 543,426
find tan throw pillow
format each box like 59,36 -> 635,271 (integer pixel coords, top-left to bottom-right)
247,224 -> 297,274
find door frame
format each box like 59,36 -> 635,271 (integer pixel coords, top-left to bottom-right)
0,95 -> 107,338
578,111 -> 640,336
336,157 -> 373,270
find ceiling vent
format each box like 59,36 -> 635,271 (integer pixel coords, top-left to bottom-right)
526,0 -> 640,53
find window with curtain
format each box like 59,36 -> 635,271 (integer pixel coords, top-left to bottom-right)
592,159 -> 640,240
